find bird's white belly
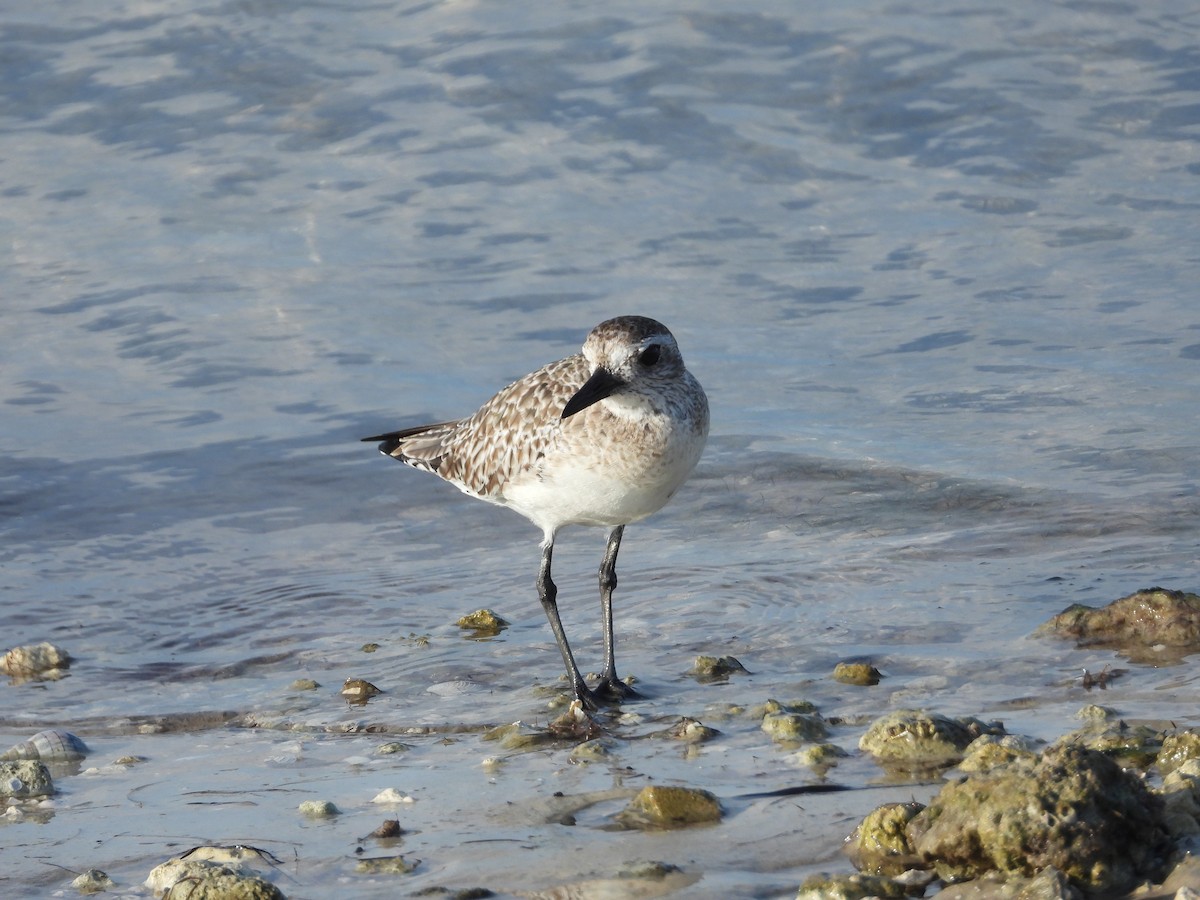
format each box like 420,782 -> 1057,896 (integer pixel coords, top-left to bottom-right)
502,461 -> 684,534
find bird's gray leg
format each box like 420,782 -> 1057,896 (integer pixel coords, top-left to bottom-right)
538,539 -> 597,709
595,525 -> 637,700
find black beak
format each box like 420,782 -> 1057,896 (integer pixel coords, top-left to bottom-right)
562,367 -> 624,419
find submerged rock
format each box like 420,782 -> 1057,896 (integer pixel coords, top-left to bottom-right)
791,742 -> 849,771
523,860 -> 697,899
1036,587 -> 1200,659
568,737 -> 616,762
859,709 -> 1001,769
907,744 -> 1171,894
483,720 -> 557,750
356,855 -> 418,875
618,785 -> 721,828
844,801 -> 926,877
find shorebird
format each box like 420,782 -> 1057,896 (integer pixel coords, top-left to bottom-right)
363,316 -> 709,709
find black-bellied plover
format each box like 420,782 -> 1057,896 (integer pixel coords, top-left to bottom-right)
363,316 -> 708,709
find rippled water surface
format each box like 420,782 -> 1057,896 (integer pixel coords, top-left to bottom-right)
2,0 -> 1198,897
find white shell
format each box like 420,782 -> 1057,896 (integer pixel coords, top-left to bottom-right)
1,729 -> 89,762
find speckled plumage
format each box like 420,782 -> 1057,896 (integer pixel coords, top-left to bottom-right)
363,316 -> 708,709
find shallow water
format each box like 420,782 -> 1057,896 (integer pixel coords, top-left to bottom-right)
2,0 -> 1198,896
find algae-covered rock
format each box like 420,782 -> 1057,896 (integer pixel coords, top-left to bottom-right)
1158,730 -> 1200,776
907,744 -> 1171,894
456,608 -> 509,634
147,859 -> 286,900
796,872 -> 907,899
0,760 -> 54,798
859,709 -> 999,769
958,735 -> 1040,773
833,662 -> 882,686
761,700 -> 828,744
618,785 -> 721,828
762,711 -> 828,744
689,655 -> 748,682
1036,587 -> 1200,659
1073,703 -> 1115,722
844,801 -> 926,877
792,742 -> 849,770
1054,721 -> 1162,768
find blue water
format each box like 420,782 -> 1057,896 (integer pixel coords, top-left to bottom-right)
2,1 -> 1198,896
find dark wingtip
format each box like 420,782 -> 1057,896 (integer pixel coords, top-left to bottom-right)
361,431 -> 404,457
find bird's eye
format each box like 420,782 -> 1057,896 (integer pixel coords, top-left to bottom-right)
639,345 -> 661,367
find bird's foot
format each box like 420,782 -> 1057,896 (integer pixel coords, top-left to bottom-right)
591,674 -> 640,704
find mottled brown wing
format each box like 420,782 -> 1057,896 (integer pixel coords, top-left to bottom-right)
434,353 -> 588,498
364,353 -> 589,499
